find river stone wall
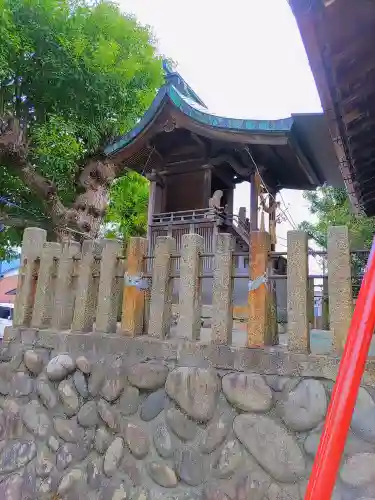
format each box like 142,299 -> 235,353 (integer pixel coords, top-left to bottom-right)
1,328 -> 375,499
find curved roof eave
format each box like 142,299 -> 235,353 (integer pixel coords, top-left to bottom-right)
104,83 -> 295,157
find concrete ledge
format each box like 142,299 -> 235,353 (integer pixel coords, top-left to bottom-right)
6,326 -> 375,387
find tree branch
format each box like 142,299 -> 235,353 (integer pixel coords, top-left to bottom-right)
0,212 -> 47,229
1,114 -> 121,239
0,114 -> 71,228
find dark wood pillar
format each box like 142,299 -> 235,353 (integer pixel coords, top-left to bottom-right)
250,172 -> 259,232
269,188 -> 277,251
146,170 -> 164,240
226,187 -> 234,214
202,166 -> 212,207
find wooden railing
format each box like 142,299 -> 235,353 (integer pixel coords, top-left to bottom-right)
151,208 -> 221,225
12,226 -> 359,355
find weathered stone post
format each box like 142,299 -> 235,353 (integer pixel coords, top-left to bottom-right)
327,226 -> 353,353
148,236 -> 175,338
13,227 -> 47,327
247,230 -> 272,347
72,240 -> 103,332
307,277 -> 315,327
96,239 -> 122,333
177,233 -> 204,341
51,241 -> 81,331
31,242 -> 61,329
211,233 -> 234,344
287,231 -> 310,353
121,237 -> 147,336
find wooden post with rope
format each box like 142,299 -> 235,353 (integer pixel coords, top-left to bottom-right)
247,172 -> 274,346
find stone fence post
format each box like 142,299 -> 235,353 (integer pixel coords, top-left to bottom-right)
177,233 -> 204,341
211,233 -> 234,344
51,241 -> 81,331
287,231 -> 310,353
327,226 -> 353,354
13,227 -> 47,327
148,236 -> 175,339
31,242 -> 61,329
72,240 -> 103,333
96,239 -> 122,333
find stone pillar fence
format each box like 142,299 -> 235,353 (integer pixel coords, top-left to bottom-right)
11,226 -> 355,355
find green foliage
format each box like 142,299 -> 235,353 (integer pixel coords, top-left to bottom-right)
104,171 -> 148,243
0,0 -> 163,256
300,186 -> 375,250
300,186 -> 375,296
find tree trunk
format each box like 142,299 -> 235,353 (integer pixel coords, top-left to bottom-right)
1,113 -> 117,241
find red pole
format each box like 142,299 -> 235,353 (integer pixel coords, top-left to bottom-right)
305,238 -> 375,500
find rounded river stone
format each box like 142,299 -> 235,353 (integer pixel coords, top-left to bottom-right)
95,426 -> 112,454
201,411 -> 233,453
222,373 -> 272,412
76,355 -> 91,374
0,440 -> 37,473
22,400 -> 52,438
116,386 -> 140,416
153,423 -> 175,458
58,468 -> 86,495
165,367 -> 219,422
54,417 -> 84,442
166,407 -> 198,441
88,365 -> 105,396
351,388 -> 375,444
10,372 -> 34,397
24,350 -> 44,375
120,451 -> 142,487
125,422 -> 149,459
305,429 -> 375,457
127,362 -> 168,390
174,447 -> 205,486
46,354 -> 75,381
100,370 -> 124,402
147,462 -> 177,488
78,401 -> 99,427
36,375 -> 58,410
340,453 -> 375,487
214,439 -> 243,478
87,453 -> 103,489
0,473 -> 23,500
234,414 -> 306,482
73,370 -> 88,398
58,380 -> 80,416
36,446 -> 55,478
97,398 -> 118,430
140,389 -> 166,421
104,437 -> 124,477
1,400 -> 23,440
276,379 -> 327,431
204,485 -> 231,500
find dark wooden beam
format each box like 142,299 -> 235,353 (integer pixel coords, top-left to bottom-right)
287,136 -> 320,185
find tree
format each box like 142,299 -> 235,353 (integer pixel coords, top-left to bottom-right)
104,170 -> 149,243
0,0 -> 163,257
300,186 -> 375,250
300,186 -> 375,295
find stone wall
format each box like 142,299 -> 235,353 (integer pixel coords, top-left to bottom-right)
1,329 -> 375,499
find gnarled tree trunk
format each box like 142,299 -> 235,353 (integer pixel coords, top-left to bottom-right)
0,113 -> 118,241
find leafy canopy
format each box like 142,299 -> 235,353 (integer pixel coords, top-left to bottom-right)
0,0 -> 163,258
300,186 -> 375,250
104,171 -> 149,243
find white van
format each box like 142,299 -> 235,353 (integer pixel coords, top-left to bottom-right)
0,303 -> 14,340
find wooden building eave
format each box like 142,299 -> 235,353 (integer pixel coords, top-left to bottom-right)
104,59 -> 342,192
289,0 -> 375,214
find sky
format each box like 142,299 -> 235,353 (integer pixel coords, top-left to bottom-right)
120,0 -> 323,261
